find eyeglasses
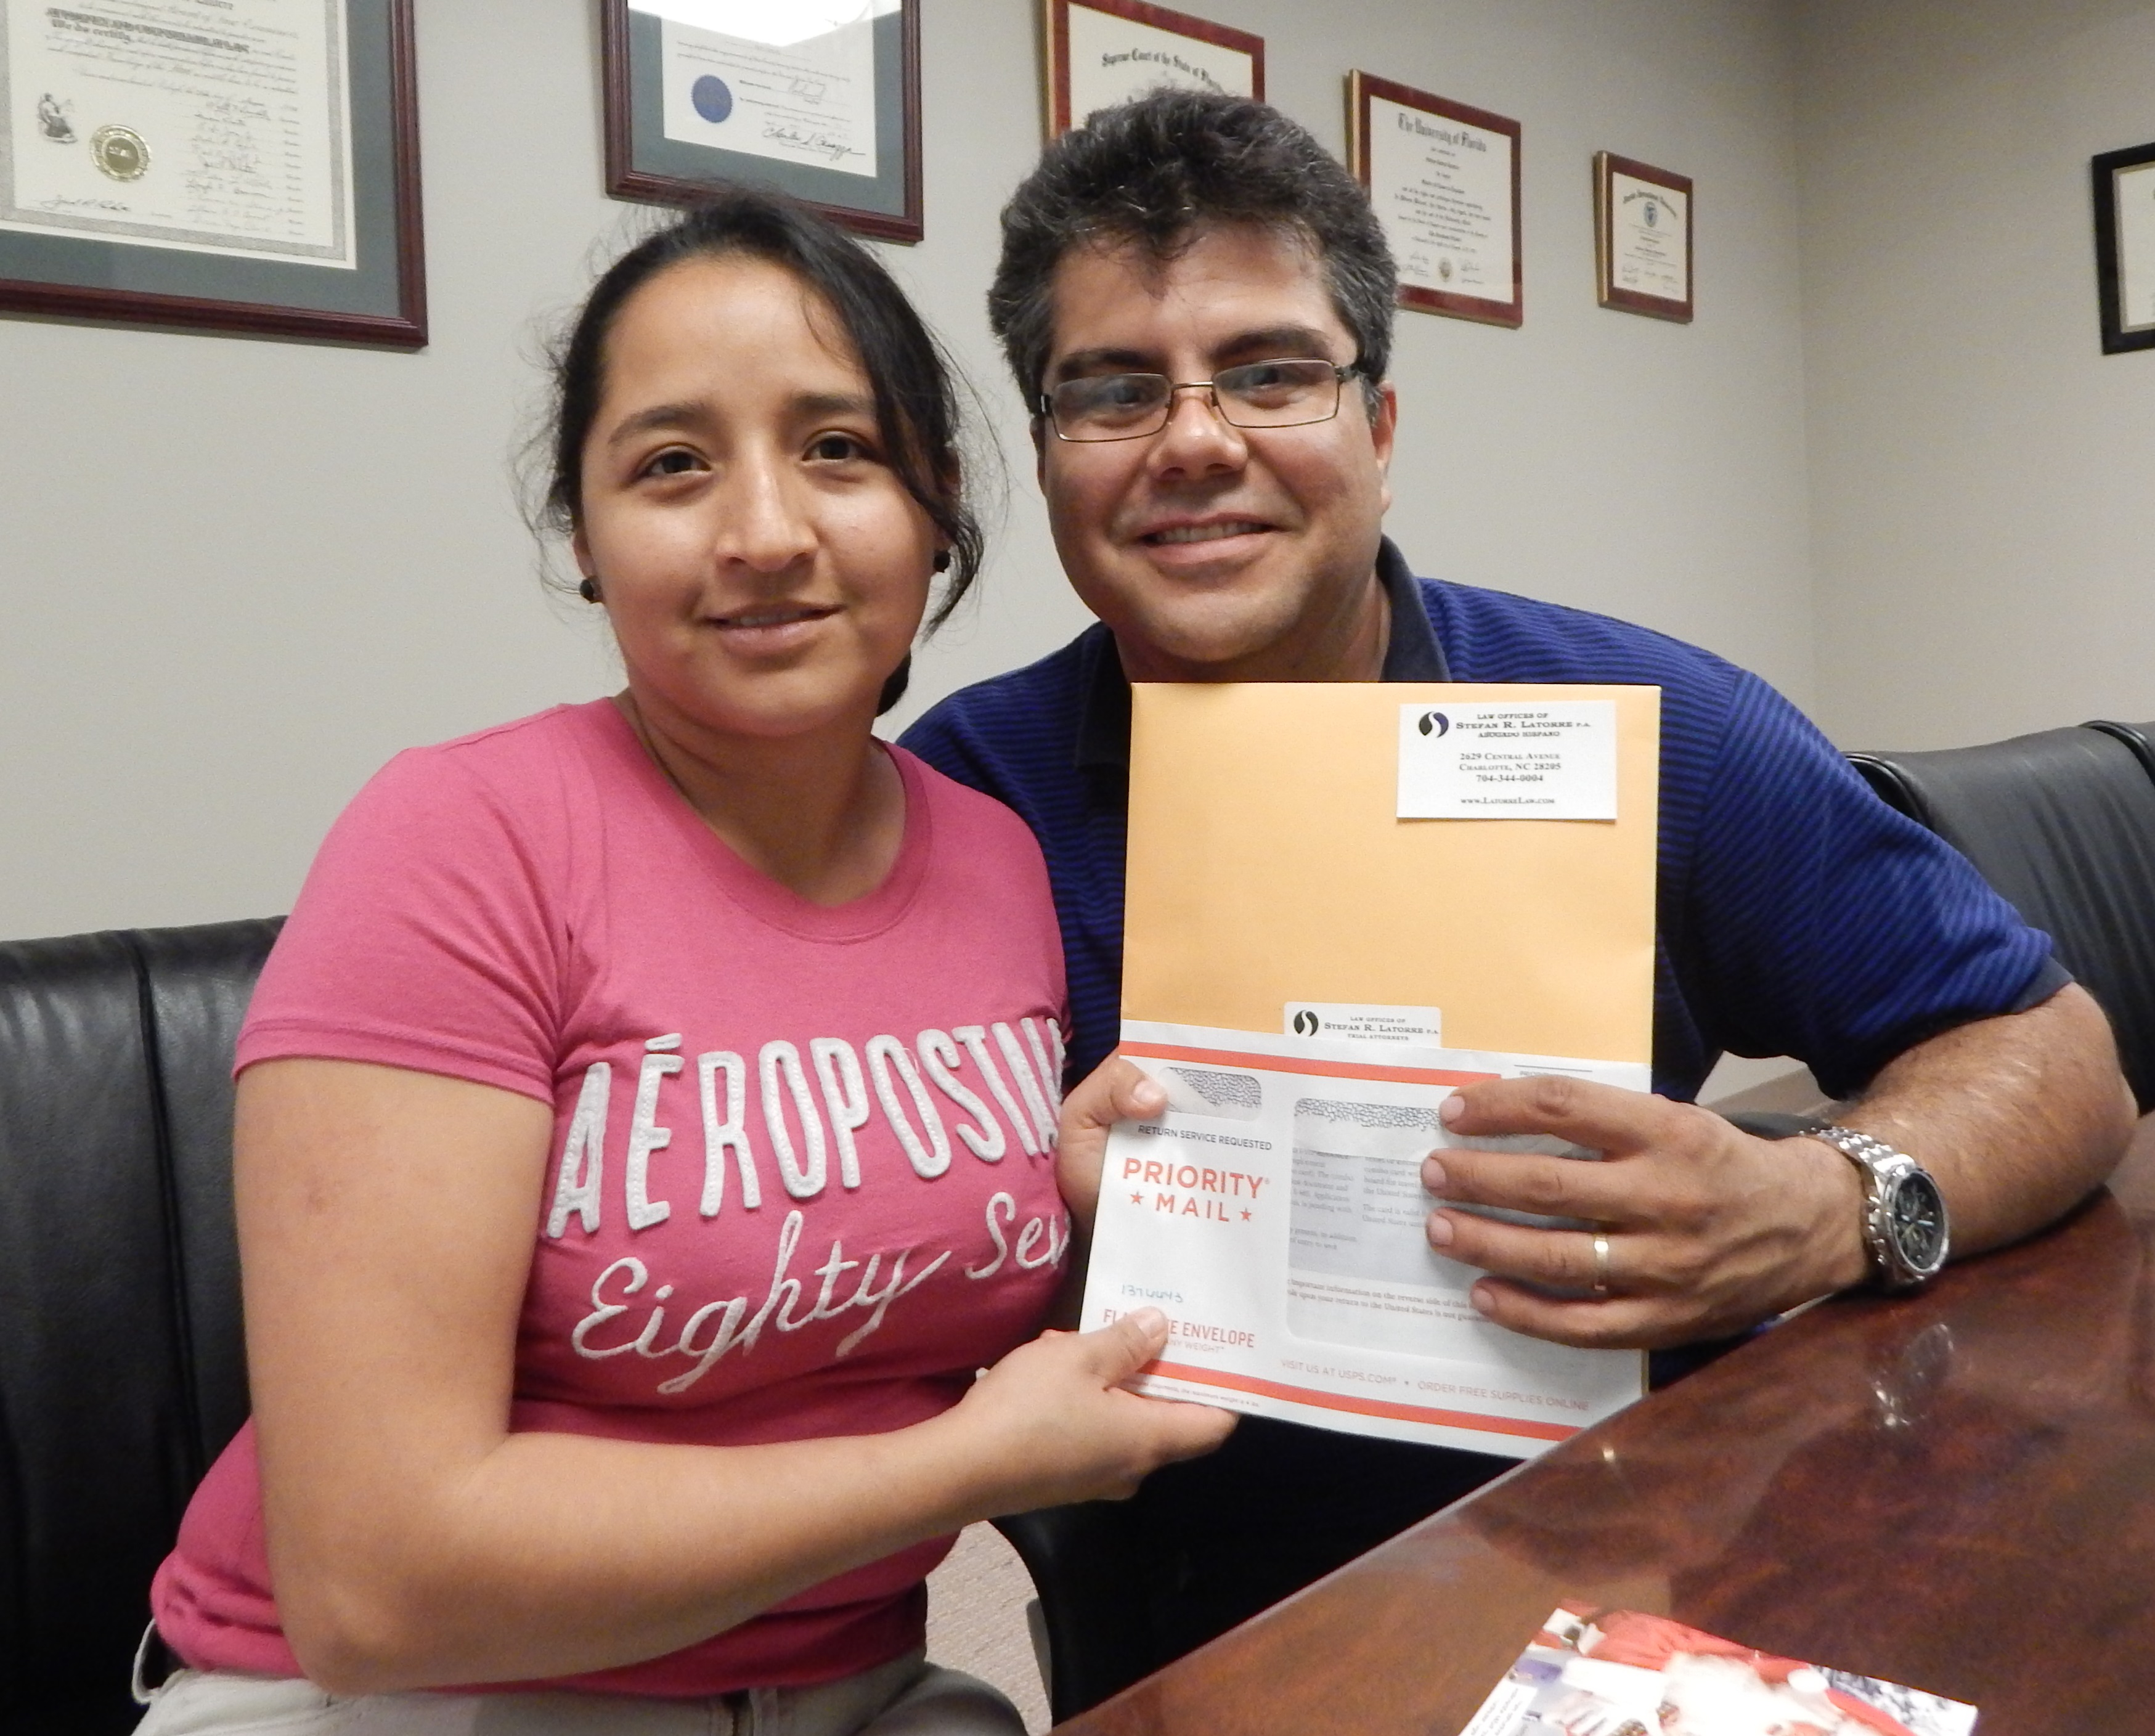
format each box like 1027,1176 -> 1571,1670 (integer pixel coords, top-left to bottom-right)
1038,359 -> 1361,442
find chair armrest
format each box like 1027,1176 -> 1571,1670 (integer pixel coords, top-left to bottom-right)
992,1502 -> 1157,1721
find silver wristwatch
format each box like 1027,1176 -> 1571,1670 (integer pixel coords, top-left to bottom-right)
1800,1122 -> 1949,1290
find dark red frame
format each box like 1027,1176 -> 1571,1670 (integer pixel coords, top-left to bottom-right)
1348,71 -> 1522,328
0,0 -> 425,348
1595,150 -> 1694,324
601,0 -> 923,245
1044,0 -> 1264,139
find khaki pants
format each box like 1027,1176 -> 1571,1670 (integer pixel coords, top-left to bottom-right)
131,1647 -> 1025,1736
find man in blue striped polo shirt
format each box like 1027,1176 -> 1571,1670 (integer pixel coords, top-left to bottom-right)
902,91 -> 2131,1677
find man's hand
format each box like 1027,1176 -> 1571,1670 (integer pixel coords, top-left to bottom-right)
1424,1078 -> 1865,1350
1425,984 -> 2133,1352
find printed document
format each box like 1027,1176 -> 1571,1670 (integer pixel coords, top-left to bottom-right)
2,0 -> 354,265
1464,1606 -> 1976,1736
652,3 -> 879,179
1081,1020 -> 1648,1459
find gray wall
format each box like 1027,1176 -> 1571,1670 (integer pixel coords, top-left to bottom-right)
1797,0 -> 2155,751
1,0 -> 1814,939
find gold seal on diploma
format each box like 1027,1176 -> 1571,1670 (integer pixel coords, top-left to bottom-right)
89,125 -> 150,182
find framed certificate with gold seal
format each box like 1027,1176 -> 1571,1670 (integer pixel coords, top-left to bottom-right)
0,0 -> 425,346
1348,71 -> 1522,327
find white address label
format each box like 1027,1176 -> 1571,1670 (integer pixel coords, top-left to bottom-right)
1397,700 -> 1618,820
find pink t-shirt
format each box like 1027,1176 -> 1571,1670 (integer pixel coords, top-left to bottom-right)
152,701 -> 1072,1695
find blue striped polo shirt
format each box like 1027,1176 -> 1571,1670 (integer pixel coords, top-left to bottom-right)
903,540 -> 2065,1101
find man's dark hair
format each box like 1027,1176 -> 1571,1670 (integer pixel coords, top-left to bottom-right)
542,182 -> 982,651
987,90 -> 1396,410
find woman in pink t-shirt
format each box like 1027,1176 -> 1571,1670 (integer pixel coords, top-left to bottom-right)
139,186 -> 1231,1736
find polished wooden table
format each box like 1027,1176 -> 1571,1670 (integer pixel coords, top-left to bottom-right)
1061,1127 -> 2155,1734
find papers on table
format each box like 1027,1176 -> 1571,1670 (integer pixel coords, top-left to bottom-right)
1465,1606 -> 1978,1736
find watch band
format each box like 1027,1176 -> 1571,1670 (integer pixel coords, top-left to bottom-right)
1803,1122 -> 1950,1290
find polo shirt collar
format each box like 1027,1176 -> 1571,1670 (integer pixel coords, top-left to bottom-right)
1074,537 -> 1446,771
1374,537 -> 1449,682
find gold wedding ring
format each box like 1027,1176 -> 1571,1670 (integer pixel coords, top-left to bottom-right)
1591,1232 -> 1611,1295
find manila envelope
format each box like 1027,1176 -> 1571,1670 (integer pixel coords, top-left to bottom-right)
1122,683 -> 1660,1063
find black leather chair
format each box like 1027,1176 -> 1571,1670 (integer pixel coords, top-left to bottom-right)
2085,718 -> 2155,786
0,919 -> 279,1736
1847,725 -> 2155,1112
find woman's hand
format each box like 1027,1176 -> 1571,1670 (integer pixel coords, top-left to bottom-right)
1056,1056 -> 1166,1237
947,1307 -> 1236,1512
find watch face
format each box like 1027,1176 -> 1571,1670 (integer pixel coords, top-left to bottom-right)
1888,1170 -> 1950,1273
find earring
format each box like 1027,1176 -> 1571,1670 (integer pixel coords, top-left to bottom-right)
932,550 -> 951,573
579,577 -> 601,603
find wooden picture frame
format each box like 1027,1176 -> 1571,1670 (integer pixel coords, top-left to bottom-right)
1348,71 -> 1522,328
601,0 -> 922,245
1595,150 -> 1692,323
1044,0 -> 1261,139
2093,141 -> 2155,355
0,0 -> 425,348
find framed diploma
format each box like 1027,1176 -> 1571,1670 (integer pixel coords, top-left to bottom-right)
601,1 -> 921,245
1595,150 -> 1691,322
1348,71 -> 1520,328
1045,0 -> 1261,139
2093,141 -> 2155,355
0,0 -> 422,346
